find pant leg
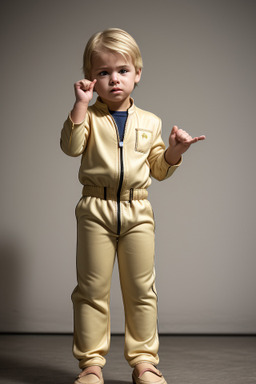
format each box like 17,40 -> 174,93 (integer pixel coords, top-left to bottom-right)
72,197 -> 117,369
117,199 -> 159,367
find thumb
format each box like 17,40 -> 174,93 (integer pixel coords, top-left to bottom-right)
171,125 -> 179,136
169,125 -> 178,147
90,79 -> 97,91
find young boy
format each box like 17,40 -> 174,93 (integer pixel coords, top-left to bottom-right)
60,28 -> 205,384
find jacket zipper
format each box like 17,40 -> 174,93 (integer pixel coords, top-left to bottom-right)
117,140 -> 124,235
110,115 -> 128,236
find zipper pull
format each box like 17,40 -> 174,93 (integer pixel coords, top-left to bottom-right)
119,141 -> 123,148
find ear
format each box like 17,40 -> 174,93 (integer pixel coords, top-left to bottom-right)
135,68 -> 142,85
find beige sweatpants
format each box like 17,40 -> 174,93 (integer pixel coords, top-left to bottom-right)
72,195 -> 159,369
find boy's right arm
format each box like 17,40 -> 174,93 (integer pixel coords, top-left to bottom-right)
60,79 -> 97,157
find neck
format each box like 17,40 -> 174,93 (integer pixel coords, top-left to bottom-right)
100,97 -> 131,111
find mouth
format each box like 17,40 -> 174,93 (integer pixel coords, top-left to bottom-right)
111,88 -> 122,93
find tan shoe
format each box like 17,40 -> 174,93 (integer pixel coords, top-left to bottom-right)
74,367 -> 104,384
132,366 -> 167,384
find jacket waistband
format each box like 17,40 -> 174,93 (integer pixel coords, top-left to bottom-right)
82,185 -> 148,201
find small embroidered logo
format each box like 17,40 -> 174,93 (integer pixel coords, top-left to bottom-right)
142,133 -> 148,139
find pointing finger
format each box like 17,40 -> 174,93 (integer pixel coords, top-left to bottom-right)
187,135 -> 206,144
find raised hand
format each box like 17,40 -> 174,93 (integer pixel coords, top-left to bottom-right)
165,125 -> 206,165
74,79 -> 97,104
71,79 -> 97,123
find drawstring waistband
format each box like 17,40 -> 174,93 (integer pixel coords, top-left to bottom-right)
82,185 -> 148,201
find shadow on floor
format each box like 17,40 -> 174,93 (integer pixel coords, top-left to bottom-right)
105,381 -> 130,384
0,355 -> 130,384
0,356 -> 73,384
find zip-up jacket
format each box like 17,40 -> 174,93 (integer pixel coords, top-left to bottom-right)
60,98 -> 181,193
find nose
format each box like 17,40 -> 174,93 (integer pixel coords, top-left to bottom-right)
110,72 -> 119,85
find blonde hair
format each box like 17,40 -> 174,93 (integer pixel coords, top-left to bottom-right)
83,28 -> 143,78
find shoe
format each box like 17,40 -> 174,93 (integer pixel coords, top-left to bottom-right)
74,367 -> 104,384
132,366 -> 167,384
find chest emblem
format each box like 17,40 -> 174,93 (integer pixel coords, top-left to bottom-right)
135,129 -> 152,153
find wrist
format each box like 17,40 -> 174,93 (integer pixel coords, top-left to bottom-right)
74,99 -> 90,108
71,100 -> 89,123
164,147 -> 181,166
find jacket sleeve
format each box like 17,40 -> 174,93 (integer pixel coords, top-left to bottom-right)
60,113 -> 90,157
148,117 -> 182,181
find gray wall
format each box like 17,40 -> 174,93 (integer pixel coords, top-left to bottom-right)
0,0 -> 256,333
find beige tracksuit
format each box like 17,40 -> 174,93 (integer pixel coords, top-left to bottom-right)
60,97 -> 181,369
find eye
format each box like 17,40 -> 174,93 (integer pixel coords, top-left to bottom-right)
99,71 -> 108,76
120,68 -> 128,74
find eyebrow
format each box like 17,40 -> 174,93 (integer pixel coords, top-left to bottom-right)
95,64 -> 131,71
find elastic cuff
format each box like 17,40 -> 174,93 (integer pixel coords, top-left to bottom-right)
78,358 -> 106,370
68,113 -> 85,126
129,355 -> 159,368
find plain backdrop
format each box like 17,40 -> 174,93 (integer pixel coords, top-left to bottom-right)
0,0 -> 256,334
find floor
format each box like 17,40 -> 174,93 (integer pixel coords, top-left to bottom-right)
0,334 -> 256,384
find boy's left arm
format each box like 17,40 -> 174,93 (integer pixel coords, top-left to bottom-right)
165,125 -> 206,166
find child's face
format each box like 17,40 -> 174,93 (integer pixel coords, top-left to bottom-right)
90,50 -> 141,111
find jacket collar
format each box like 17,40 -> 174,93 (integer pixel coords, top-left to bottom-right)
94,97 -> 135,115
